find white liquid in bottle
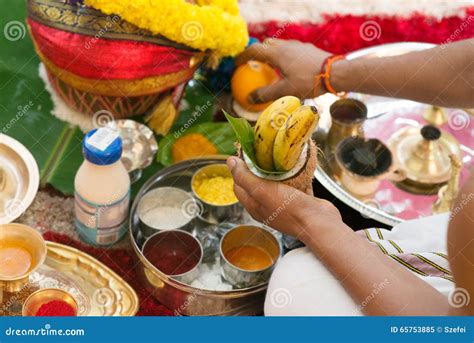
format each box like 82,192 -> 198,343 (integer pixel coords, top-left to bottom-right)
74,128 -> 130,246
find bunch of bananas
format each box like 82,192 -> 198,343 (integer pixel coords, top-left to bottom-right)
254,96 -> 319,172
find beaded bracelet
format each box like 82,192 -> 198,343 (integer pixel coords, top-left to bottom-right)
314,54 -> 345,96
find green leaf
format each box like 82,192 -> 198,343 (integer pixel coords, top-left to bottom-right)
223,111 -> 255,159
157,122 -> 237,166
223,111 -> 285,175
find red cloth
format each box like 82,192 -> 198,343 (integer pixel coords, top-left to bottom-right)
42,231 -> 174,316
28,18 -> 195,80
248,9 -> 474,53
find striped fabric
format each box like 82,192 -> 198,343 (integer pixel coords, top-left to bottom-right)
357,226 -> 453,283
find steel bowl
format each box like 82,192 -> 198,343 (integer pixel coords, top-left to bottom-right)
137,187 -> 198,238
191,164 -> 240,223
220,225 -> 280,288
142,230 -> 203,284
130,157 -> 269,316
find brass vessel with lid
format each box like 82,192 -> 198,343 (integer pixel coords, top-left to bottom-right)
388,125 -> 462,194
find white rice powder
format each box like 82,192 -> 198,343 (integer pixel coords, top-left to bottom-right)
142,206 -> 190,230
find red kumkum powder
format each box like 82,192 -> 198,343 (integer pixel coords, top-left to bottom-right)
35,300 -> 77,317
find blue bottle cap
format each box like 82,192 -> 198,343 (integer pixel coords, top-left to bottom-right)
83,128 -> 122,165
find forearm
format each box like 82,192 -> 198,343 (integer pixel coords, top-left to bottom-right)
331,39 -> 474,108
301,222 -> 450,315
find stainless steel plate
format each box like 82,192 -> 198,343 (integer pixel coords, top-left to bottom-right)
129,157 -> 270,316
0,134 -> 39,224
314,42 -> 474,226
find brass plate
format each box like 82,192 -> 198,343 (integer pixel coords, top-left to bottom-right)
1,241 -> 139,316
0,134 -> 39,224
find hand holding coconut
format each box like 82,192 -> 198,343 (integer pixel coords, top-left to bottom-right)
226,96 -> 319,195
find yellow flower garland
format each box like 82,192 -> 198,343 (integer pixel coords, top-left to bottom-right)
84,0 -> 249,57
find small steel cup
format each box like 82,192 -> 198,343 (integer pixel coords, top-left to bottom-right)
142,230 -> 203,284
0,223 -> 47,293
22,288 -> 78,316
327,98 -> 367,152
220,225 -> 281,288
191,164 -> 240,223
137,187 -> 198,238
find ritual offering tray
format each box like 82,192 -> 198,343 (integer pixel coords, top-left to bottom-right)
130,157 -> 282,316
1,240 -> 139,317
314,42 -> 474,225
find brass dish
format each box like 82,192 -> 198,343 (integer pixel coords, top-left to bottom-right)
1,241 -> 139,316
0,134 -> 39,224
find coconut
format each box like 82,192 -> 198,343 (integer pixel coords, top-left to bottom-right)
238,139 -> 318,195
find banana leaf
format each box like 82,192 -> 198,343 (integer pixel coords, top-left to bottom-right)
0,0 -> 217,196
157,122 -> 237,166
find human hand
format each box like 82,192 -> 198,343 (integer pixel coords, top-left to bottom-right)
235,39 -> 331,104
227,156 -> 344,244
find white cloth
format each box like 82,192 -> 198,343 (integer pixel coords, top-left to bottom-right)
265,213 -> 453,316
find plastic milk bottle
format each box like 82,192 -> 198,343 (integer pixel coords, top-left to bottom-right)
74,128 -> 130,246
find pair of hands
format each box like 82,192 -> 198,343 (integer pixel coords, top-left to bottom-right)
227,157 -> 344,243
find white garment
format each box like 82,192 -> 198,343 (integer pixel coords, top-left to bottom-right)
265,213 -> 453,316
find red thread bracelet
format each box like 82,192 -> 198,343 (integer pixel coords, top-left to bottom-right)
314,54 -> 345,96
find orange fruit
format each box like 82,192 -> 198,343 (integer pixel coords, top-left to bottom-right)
231,61 -> 279,112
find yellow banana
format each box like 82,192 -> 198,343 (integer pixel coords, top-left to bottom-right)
253,96 -> 301,170
273,105 -> 319,172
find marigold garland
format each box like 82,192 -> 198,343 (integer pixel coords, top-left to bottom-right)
84,0 -> 249,57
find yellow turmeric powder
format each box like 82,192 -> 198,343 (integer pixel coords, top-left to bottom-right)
172,133 -> 218,163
